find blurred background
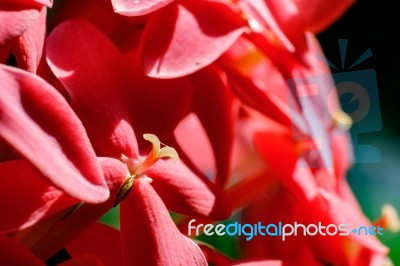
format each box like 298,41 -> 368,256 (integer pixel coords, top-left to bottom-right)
318,0 -> 400,263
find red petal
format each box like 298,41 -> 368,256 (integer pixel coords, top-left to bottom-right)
232,260 -> 283,266
12,0 -> 52,8
238,0 -> 296,52
112,0 -> 175,16
225,169 -> 277,211
34,0 -> 52,7
174,113 -> 216,177
25,158 -> 127,260
241,186 -> 324,265
0,234 -> 44,265
190,66 -> 235,187
199,242 -> 284,266
0,160 -> 78,233
0,3 -> 40,45
60,254 -> 105,266
124,51 -> 194,138
263,0 -> 306,50
317,190 -> 388,254
221,50 -> 307,134
253,132 -> 387,263
11,7 -> 46,73
190,67 -> 235,188
146,159 -> 231,220
295,0 -> 355,33
99,157 -> 130,194
46,19 -> 139,159
0,65 -> 109,203
67,223 -> 122,266
253,131 -> 298,184
141,1 -> 245,78
120,179 -> 207,266
48,0 -> 145,50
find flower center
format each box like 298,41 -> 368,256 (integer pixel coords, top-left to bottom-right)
113,133 -> 179,207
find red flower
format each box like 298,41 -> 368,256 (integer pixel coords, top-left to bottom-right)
45,19 -> 229,219
43,18 -> 234,265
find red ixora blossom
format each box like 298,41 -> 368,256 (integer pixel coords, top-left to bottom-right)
0,0 -> 397,265
0,63 -> 213,265
44,18 -> 232,265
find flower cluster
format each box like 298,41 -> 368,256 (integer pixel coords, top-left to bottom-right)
0,0 -> 395,265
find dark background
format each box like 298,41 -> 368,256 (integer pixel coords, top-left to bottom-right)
318,0 -> 400,263
318,0 -> 400,134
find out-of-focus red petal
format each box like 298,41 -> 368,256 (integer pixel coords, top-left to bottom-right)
59,254 -> 105,266
253,131 -> 387,263
253,131 -> 298,183
141,1 -> 245,78
0,234 -> 44,266
174,113 -> 216,177
0,160 -> 78,233
295,0 -> 355,33
264,0 -> 306,51
241,186 -> 322,265
112,0 -> 175,16
46,19 -> 139,159
190,66 -> 235,187
0,4 -> 40,45
146,159 -> 231,220
11,7 -> 46,73
238,0 -> 295,53
226,169 -> 276,211
0,65 -> 109,203
199,241 -> 284,266
222,51 -> 307,134
67,223 -> 122,266
316,190 -> 388,254
120,179 -> 207,266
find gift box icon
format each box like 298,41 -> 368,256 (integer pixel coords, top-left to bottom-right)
331,39 -> 382,164
286,39 -> 382,166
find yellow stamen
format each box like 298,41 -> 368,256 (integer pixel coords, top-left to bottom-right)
332,109 -> 353,130
136,134 -> 179,175
374,204 -> 400,233
114,134 -> 179,206
143,133 -> 179,162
